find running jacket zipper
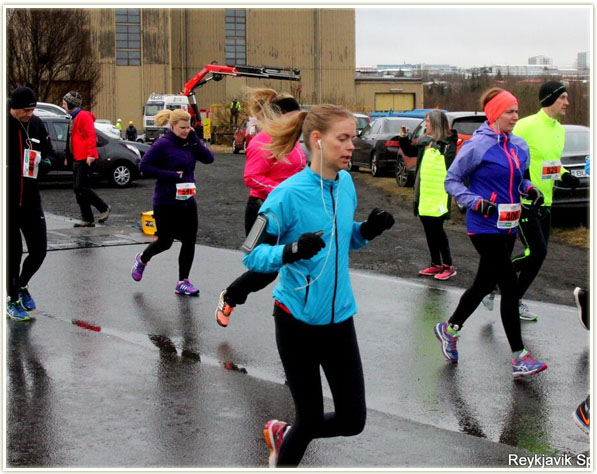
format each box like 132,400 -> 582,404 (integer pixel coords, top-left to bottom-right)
501,134 -> 521,235
330,186 -> 338,324
304,276 -> 310,304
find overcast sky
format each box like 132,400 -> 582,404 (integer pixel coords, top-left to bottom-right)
355,6 -> 592,68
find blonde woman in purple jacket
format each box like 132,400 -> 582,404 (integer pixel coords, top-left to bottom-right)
131,108 -> 214,295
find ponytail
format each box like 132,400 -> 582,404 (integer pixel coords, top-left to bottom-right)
262,111 -> 308,162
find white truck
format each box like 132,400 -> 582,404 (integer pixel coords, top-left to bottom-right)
143,93 -> 189,143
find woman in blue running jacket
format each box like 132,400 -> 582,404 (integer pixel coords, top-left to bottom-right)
434,87 -> 548,380
243,104 -> 394,467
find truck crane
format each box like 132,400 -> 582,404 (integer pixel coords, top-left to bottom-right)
143,63 -> 301,142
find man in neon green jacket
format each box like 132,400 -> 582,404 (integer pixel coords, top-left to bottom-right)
510,81 -> 579,321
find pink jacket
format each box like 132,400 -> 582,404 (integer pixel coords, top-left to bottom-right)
244,131 -> 306,200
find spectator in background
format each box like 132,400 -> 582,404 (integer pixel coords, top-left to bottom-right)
7,86 -> 54,321
399,110 -> 458,281
62,91 -> 111,227
126,120 -> 138,141
230,98 -> 241,127
116,118 -> 123,137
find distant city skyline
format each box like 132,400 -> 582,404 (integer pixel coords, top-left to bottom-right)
355,6 -> 591,69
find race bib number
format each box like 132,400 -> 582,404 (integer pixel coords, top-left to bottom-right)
497,203 -> 521,229
541,160 -> 562,180
23,149 -> 41,179
175,182 -> 196,200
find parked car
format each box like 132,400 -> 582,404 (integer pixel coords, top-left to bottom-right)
395,111 -> 486,187
552,124 -> 590,208
37,111 -> 141,187
350,117 -> 423,177
94,120 -> 122,140
123,139 -> 151,158
232,117 -> 259,154
353,113 -> 371,135
35,101 -> 69,117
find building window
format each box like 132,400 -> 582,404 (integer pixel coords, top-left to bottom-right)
115,8 -> 141,66
225,9 -> 246,65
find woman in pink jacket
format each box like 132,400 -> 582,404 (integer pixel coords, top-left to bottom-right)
216,88 -> 306,327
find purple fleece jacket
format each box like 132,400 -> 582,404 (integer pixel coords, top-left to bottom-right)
140,130 -> 214,206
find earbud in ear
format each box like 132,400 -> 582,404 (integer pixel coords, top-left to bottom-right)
317,139 -> 322,149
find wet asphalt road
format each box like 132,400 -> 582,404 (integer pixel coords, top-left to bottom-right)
5,213 -> 592,469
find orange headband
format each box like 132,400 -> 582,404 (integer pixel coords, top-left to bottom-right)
484,91 -> 518,124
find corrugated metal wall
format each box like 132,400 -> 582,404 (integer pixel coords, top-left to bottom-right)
355,80 -> 424,113
88,8 -> 361,128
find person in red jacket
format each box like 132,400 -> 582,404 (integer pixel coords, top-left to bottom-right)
62,91 -> 111,227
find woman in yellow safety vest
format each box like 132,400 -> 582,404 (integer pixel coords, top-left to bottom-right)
399,110 -> 458,280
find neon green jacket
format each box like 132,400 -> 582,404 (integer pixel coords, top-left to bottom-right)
513,109 -> 566,207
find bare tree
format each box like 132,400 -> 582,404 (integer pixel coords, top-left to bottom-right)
7,8 -> 100,107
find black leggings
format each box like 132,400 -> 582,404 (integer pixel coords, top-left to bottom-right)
512,206 -> 551,299
419,215 -> 452,266
140,201 -> 198,281
7,198 -> 47,301
273,305 -> 366,466
73,161 -> 109,223
448,233 -> 523,352
225,196 -> 277,307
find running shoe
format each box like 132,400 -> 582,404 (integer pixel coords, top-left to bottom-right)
98,205 -> 112,224
419,263 -> 443,276
264,419 -> 290,468
512,353 -> 547,379
434,321 -> 459,363
131,252 -> 147,282
435,265 -> 457,280
175,279 -> 200,296
73,221 -> 95,227
482,290 -> 496,311
7,300 -> 31,322
574,287 -> 589,330
519,301 -> 538,321
18,286 -> 36,311
216,289 -> 234,327
572,395 -> 590,435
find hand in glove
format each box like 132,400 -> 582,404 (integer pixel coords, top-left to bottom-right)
475,199 -> 496,217
360,208 -> 395,240
525,187 -> 544,207
560,171 -> 580,192
282,232 -> 325,264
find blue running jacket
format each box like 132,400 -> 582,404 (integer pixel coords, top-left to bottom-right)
243,165 -> 368,325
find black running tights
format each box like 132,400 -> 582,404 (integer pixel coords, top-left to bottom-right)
7,198 -> 47,301
448,233 -> 523,352
141,201 -> 198,281
273,305 -> 366,466
419,215 -> 452,266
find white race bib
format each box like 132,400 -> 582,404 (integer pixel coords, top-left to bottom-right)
175,182 -> 196,200
23,149 -> 41,179
541,160 -> 562,180
497,203 -> 521,229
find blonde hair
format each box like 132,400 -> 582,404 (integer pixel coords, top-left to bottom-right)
262,104 -> 354,161
154,108 -> 191,127
241,87 -> 297,121
426,109 -> 450,142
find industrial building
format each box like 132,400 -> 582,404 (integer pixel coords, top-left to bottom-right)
86,8 -> 424,127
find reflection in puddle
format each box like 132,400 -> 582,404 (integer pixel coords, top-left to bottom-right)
221,361 -> 247,374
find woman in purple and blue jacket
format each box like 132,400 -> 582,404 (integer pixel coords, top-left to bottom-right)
433,87 -> 548,379
131,109 -> 214,295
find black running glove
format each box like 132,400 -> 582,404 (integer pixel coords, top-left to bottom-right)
360,208 -> 395,240
560,171 -> 580,192
282,232 -> 326,264
525,187 -> 544,207
476,199 -> 496,217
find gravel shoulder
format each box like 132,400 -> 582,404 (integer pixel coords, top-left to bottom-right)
39,151 -> 590,307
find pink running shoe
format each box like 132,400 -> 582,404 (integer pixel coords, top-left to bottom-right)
264,419 -> 290,468
419,263 -> 443,276
435,264 -> 457,280
131,252 -> 146,281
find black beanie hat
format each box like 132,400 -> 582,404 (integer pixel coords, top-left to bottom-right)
10,86 -> 37,109
63,90 -> 83,109
539,81 -> 567,107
